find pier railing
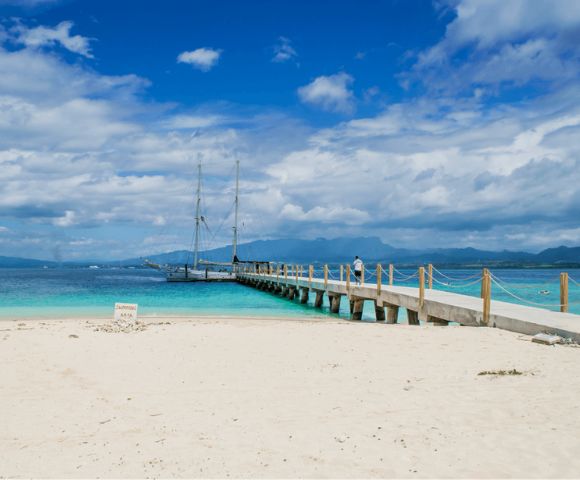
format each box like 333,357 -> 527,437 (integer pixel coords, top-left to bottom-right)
235,262 -> 580,335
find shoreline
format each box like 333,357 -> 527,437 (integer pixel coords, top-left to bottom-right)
1,315 -> 579,478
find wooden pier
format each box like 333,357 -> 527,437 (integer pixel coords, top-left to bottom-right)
236,266 -> 580,342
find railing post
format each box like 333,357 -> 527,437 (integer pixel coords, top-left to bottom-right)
560,272 -> 569,313
295,264 -> 299,283
389,264 -> 393,285
276,264 -> 280,280
419,266 -> 425,308
340,264 -> 344,282
284,264 -> 288,281
346,265 -> 351,291
324,264 -> 328,288
377,264 -> 382,295
482,270 -> 491,325
428,264 -> 433,289
480,268 -> 486,298
308,265 -> 313,285
361,264 -> 365,286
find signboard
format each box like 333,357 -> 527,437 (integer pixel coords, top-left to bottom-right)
114,303 -> 138,323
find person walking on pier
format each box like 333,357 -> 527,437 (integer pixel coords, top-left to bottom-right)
353,256 -> 363,284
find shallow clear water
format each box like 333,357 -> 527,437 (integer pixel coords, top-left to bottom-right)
0,267 -> 578,320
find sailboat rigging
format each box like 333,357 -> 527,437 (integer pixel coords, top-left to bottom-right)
146,160 -> 241,282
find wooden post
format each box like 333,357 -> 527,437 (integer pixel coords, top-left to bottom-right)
300,287 -> 309,304
480,268 -> 488,298
560,272 -> 569,313
419,266 -> 425,308
295,264 -> 299,284
314,291 -> 324,308
308,265 -> 313,285
351,298 -> 364,320
407,309 -> 420,325
376,264 -> 382,295
374,300 -> 385,322
324,264 -> 328,289
346,265 -> 351,290
428,264 -> 433,289
482,270 -> 491,325
340,264 -> 344,282
386,305 -> 399,324
329,294 -> 341,314
269,264 -> 272,275
361,264 -> 365,286
389,264 -> 394,285
276,264 -> 280,280
284,264 -> 288,281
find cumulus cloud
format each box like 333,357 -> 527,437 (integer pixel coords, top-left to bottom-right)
177,47 -> 221,71
2,14 -> 580,260
297,72 -> 354,113
12,21 -> 93,57
272,36 -> 298,63
410,0 -> 580,92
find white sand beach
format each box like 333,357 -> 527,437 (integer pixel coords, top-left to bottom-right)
1,315 -> 579,478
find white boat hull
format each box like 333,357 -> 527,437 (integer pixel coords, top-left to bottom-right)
166,268 -> 236,282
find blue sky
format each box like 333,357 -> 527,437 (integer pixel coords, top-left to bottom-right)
0,0 -> 579,260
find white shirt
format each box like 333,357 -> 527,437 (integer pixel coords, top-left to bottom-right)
353,258 -> 363,272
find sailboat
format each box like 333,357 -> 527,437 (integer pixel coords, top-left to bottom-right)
146,161 -> 240,282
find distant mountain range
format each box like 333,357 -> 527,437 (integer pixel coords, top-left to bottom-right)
2,237 -> 580,268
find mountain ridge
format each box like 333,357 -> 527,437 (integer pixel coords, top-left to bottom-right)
2,237 -> 579,267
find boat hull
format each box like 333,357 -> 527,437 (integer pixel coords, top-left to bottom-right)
166,269 -> 236,282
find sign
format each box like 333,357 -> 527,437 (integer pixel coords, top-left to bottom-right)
114,303 -> 138,323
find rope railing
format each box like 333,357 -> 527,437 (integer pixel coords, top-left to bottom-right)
392,266 -> 419,281
431,275 -> 483,288
430,265 -> 481,282
489,273 -> 579,308
240,264 -> 578,314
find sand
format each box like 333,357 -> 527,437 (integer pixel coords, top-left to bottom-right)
1,315 -> 579,478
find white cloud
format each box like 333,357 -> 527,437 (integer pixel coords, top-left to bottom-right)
440,0 -> 580,50
411,0 -> 580,91
2,16 -> 580,259
177,48 -> 222,72
13,21 -> 93,58
160,114 -> 226,130
297,73 -> 354,113
280,203 -> 370,225
272,36 -> 298,63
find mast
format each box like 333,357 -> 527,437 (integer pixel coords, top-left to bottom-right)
193,161 -> 202,270
232,160 -> 240,263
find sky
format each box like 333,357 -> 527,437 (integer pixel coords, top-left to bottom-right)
0,0 -> 580,260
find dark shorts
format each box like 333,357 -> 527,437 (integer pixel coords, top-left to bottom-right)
354,270 -> 361,278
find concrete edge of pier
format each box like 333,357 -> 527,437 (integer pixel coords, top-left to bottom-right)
237,273 -> 580,343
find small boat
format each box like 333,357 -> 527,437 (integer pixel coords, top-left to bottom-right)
539,289 -> 550,295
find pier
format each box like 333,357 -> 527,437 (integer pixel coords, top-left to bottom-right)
237,264 -> 580,342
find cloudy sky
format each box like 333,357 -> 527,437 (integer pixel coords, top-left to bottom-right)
1,0 -> 579,260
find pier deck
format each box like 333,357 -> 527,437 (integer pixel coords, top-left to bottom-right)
237,272 -> 580,342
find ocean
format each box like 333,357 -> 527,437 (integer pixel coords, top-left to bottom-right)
0,267 -> 579,320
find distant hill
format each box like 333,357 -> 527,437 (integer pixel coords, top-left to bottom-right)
128,237 -> 580,266
534,246 -> 580,264
2,239 -> 580,268
0,256 -> 57,268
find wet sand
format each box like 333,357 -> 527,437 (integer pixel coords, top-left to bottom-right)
1,315 -> 579,478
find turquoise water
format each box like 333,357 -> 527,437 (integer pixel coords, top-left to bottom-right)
0,267 -> 579,320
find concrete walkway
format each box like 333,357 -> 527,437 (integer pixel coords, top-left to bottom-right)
238,273 -> 580,342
